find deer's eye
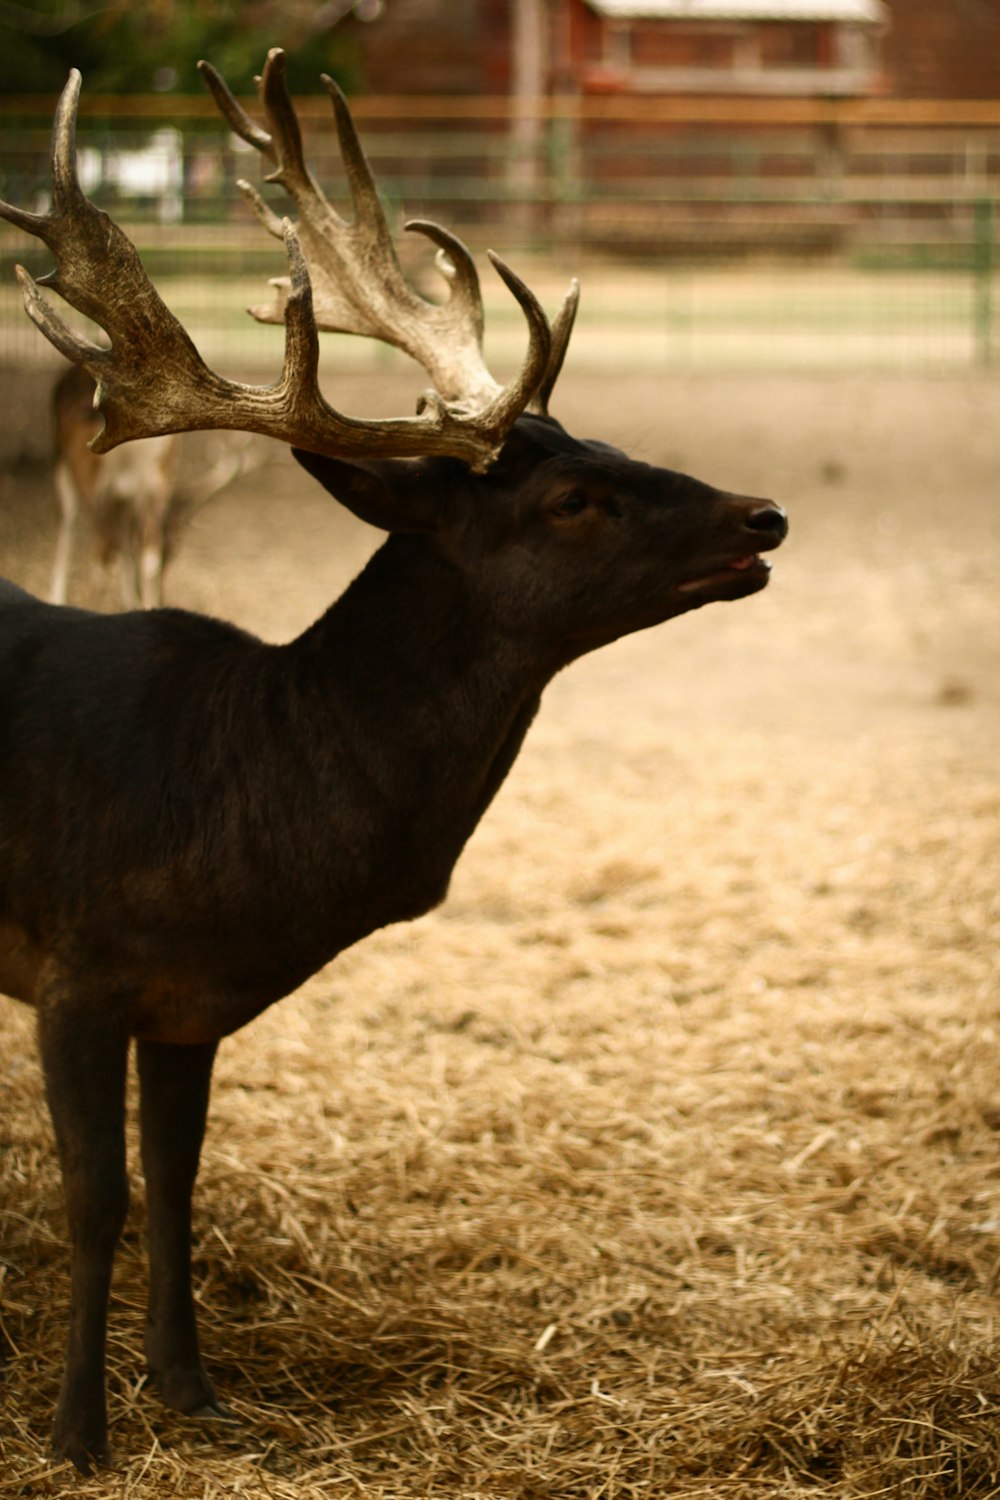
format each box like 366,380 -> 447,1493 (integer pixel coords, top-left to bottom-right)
550,490 -> 590,519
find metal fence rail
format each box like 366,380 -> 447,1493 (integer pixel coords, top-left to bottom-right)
1,93 -> 997,374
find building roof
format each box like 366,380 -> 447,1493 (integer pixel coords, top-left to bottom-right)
585,0 -> 887,22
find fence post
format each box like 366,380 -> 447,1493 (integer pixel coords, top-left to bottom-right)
973,198 -> 994,366
548,108 -> 582,252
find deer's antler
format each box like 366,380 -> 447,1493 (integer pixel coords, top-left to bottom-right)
201,48 -> 578,420
0,56 -> 577,468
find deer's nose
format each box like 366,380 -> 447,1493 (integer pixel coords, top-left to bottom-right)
744,503 -> 788,542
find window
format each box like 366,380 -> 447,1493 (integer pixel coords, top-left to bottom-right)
758,23 -> 822,69
632,24 -> 737,70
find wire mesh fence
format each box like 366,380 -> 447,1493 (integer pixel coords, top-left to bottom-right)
1,92 -> 997,377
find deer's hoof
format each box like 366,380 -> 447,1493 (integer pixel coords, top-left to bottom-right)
148,1359 -> 225,1418
191,1399 -> 238,1423
51,1425 -> 112,1477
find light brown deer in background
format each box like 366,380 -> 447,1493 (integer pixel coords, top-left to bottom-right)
51,364 -> 180,607
50,365 -> 261,607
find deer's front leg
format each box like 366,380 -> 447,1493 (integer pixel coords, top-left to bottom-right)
36,999 -> 130,1474
137,1038 -> 229,1419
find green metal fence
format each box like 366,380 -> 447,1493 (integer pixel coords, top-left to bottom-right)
1,94 -> 997,375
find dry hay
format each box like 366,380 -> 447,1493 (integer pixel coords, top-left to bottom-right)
1,371 -> 999,1497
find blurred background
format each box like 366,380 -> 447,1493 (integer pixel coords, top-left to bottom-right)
1,21 -> 999,1492
0,0 -> 998,439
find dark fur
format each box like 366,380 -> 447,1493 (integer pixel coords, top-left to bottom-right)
0,414 -> 786,1471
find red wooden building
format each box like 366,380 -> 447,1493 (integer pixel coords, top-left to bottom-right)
340,0 -> 1000,102
328,1 -> 999,258
882,0 -> 1000,99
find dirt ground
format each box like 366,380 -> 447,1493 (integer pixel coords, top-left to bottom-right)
0,367 -> 998,1497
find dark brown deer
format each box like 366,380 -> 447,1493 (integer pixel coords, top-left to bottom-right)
0,53 -> 787,1473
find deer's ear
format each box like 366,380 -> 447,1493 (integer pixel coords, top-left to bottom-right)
292,449 -> 462,534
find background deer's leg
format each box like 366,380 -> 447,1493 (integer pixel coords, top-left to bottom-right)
137,535 -> 165,609
50,459 -> 79,605
36,998 -> 130,1473
118,551 -> 141,611
116,504 -> 141,610
137,1038 -> 229,1418
136,463 -> 174,609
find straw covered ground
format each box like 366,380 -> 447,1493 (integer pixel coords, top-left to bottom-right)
0,369 -> 998,1497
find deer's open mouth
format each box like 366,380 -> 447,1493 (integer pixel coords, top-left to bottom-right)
677,552 -> 772,596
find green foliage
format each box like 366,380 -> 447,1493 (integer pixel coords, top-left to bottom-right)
0,0 -> 362,97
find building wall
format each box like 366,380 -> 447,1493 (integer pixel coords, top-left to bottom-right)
340,0 -> 494,94
882,0 -> 1000,98
340,0 -> 1000,101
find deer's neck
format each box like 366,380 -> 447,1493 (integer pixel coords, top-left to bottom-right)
279,534 -> 547,920
307,533 -> 543,746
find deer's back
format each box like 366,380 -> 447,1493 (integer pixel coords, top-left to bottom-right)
0,590 -> 291,1021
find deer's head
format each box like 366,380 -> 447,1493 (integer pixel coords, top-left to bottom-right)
0,48 -> 785,655
294,413 -> 786,662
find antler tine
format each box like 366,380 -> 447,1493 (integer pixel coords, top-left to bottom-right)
0,188 -> 43,239
406,219 -> 486,345
213,53 -> 350,248
197,57 -> 275,163
320,71 -> 392,236
199,58 -> 286,241
14,263 -> 105,366
0,70 -> 73,244
259,49 -> 324,204
2,73 -> 111,372
415,249 -> 553,471
238,177 -> 286,241
319,68 -> 497,380
530,279 -> 580,418
274,221 -> 323,417
49,67 -> 86,211
482,252 -> 552,428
